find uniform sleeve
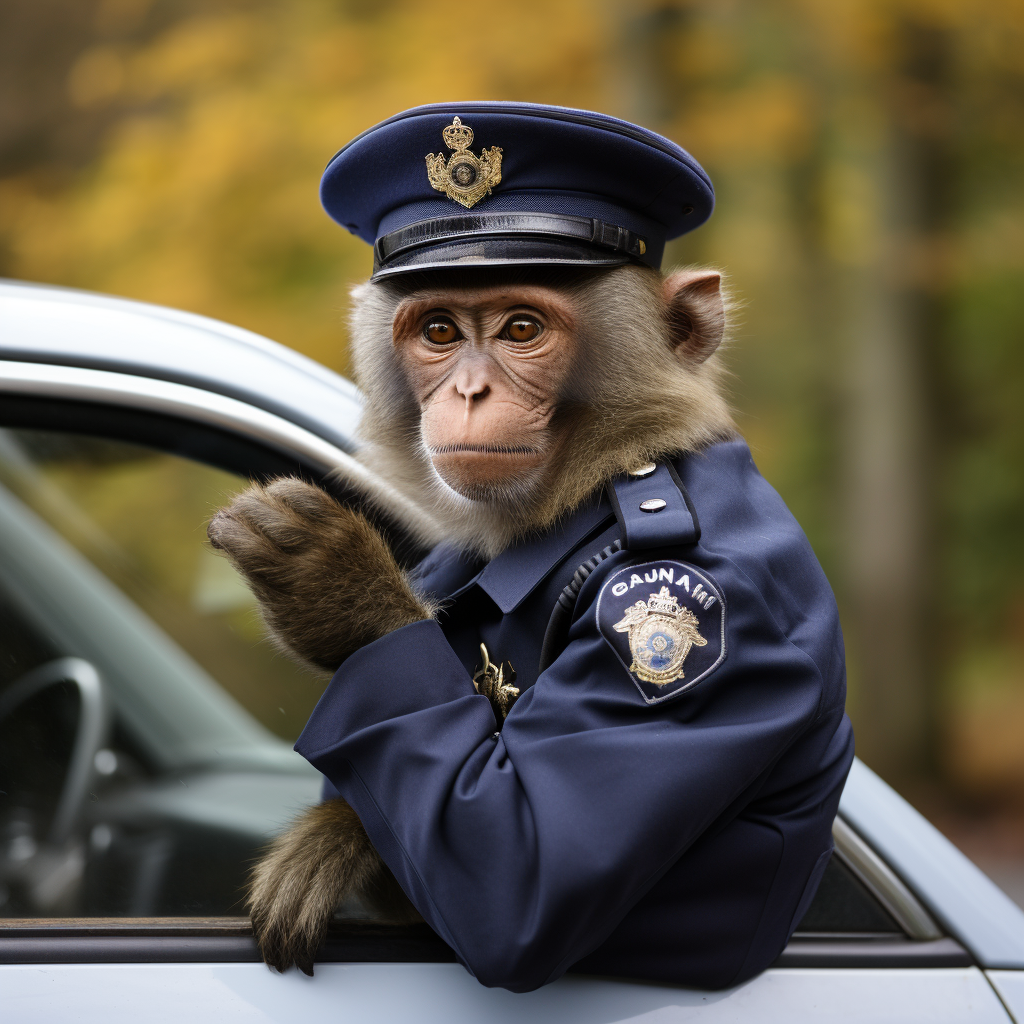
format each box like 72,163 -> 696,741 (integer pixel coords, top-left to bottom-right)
294,554 -> 830,992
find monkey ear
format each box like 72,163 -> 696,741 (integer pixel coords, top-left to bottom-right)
662,269 -> 726,364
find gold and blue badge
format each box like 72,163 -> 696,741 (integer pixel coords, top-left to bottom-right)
597,560 -> 726,703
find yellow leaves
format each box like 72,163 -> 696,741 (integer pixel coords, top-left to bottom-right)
361,0 -> 609,112
964,208 -> 1024,275
673,76 -> 814,165
301,26 -> 372,90
944,644 -> 1024,796
667,23 -> 741,83
6,0 -> 1024,376
821,160 -> 880,267
128,14 -> 264,100
94,0 -> 153,36
68,11 -> 270,113
68,47 -> 127,109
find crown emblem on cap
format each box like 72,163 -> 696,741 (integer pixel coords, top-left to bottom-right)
425,116 -> 502,209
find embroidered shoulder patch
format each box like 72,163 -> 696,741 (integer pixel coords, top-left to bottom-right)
596,560 -> 726,704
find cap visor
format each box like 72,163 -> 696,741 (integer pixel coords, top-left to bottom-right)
372,236 -> 632,280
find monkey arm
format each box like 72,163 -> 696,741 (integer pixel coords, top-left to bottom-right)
294,556 -> 854,993
207,477 -> 435,672
247,798 -> 420,975
206,478 -> 438,973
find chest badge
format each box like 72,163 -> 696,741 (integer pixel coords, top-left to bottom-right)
597,561 -> 726,704
426,117 -> 503,209
614,587 -> 707,687
473,643 -> 519,722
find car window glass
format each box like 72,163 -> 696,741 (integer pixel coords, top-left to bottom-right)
0,428 -> 327,919
794,856 -> 901,935
0,425 -> 908,941
0,429 -> 326,742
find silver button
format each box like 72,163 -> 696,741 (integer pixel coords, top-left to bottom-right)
629,462 -> 657,478
639,498 -> 667,513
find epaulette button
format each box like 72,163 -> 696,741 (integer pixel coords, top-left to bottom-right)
639,498 -> 667,513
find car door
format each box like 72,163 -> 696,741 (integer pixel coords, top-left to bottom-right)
0,288 -> 1018,1022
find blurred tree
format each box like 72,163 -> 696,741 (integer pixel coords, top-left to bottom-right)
0,0 -> 104,179
1,0 -> 1023,798
607,0 -> 1024,792
826,15 -> 955,783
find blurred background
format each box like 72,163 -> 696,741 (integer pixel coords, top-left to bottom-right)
1,0 -> 1022,898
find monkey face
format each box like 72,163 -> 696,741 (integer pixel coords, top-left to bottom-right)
392,284 -> 579,502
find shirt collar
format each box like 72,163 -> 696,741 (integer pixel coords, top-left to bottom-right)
476,493 -> 615,613
413,542 -> 485,601
414,491 -> 616,613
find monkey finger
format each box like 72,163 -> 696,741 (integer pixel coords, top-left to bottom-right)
252,889 -> 325,975
282,864 -> 350,976
234,480 -> 346,548
219,489 -> 319,551
252,893 -> 308,973
262,476 -> 344,523
206,509 -> 265,557
206,516 -> 303,597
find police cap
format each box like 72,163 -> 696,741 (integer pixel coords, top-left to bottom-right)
320,102 -> 714,279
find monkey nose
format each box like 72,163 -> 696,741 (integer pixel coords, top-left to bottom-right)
454,374 -> 491,406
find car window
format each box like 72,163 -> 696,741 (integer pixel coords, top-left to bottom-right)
0,428 -> 327,742
0,423 -> 915,953
794,856 -> 901,935
0,427 -> 324,919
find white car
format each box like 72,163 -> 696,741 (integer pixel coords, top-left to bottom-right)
1,279 -> 1023,1023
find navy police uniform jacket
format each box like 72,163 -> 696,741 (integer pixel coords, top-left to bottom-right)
296,439 -> 855,992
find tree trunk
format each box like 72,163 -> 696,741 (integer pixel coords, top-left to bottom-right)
839,21 -> 952,786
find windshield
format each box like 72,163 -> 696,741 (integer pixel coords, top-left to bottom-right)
0,428 -> 321,774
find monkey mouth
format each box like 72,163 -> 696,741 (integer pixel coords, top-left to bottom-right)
430,443 -> 539,456
429,443 -> 546,495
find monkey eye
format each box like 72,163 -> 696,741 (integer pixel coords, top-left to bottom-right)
423,317 -> 460,345
502,317 -> 542,343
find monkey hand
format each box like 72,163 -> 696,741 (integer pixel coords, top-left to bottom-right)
249,799 -> 420,975
207,476 -> 435,672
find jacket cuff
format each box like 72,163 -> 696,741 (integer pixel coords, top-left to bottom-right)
294,619 -> 480,759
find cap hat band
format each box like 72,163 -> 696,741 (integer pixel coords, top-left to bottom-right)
374,212 -> 651,272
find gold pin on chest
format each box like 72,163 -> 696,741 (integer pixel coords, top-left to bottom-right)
425,117 -> 503,209
473,642 -> 519,721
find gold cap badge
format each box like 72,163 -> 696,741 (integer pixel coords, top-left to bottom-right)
425,117 -> 502,209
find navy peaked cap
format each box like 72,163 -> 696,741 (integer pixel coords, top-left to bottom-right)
320,102 -> 714,279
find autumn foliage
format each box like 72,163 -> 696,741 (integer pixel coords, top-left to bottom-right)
2,0 -> 1024,802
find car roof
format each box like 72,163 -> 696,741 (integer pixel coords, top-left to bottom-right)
0,279 -> 363,454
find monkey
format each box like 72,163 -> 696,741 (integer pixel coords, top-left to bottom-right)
208,263 -> 734,975
207,102 -> 853,993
